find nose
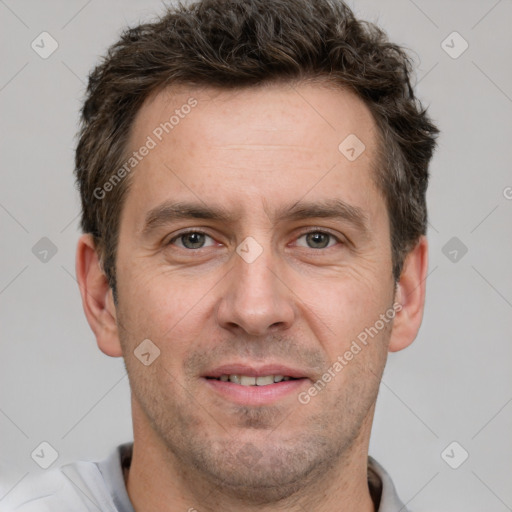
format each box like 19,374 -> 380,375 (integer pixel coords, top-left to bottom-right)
216,246 -> 296,336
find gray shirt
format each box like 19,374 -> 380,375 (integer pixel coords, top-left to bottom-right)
1,443 -> 409,511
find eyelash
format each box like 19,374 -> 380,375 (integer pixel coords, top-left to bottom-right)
167,228 -> 344,250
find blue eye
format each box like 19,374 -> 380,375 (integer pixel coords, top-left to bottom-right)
170,231 -> 215,249
296,231 -> 339,249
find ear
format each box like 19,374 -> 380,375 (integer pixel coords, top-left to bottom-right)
75,234 -> 123,357
388,235 -> 429,353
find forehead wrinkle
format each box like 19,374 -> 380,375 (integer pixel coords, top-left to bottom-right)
215,144 -> 310,151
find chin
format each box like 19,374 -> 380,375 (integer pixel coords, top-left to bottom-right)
185,435 -> 337,504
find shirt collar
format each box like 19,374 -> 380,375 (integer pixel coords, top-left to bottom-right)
368,455 -> 409,511
99,444 -> 408,512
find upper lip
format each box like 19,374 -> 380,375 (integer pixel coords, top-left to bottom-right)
203,363 -> 308,379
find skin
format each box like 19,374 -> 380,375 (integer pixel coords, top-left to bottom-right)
76,82 -> 428,512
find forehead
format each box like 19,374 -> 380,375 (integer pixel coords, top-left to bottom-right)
131,81 -> 377,152
123,81 -> 384,228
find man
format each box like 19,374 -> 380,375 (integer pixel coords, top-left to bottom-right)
3,0 -> 438,510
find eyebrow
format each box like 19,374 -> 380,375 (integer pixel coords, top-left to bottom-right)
141,201 -> 233,237
274,199 -> 370,235
141,198 -> 370,238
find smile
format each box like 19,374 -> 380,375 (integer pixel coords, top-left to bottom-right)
208,375 -> 296,386
202,364 -> 310,405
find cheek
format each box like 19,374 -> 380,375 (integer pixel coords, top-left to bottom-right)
296,270 -> 394,373
305,265 -> 389,324
116,266 -> 215,352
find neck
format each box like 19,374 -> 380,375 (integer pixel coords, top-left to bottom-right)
125,402 -> 377,512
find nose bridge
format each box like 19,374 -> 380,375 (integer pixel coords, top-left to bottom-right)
237,241 -> 279,301
216,237 -> 295,335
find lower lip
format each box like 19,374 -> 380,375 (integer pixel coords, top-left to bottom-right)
203,378 -> 308,406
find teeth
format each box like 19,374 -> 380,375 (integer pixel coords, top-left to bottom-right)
240,376 -> 256,386
219,374 -> 294,386
256,375 -> 274,386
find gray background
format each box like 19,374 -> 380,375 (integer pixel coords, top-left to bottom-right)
1,0 -> 511,510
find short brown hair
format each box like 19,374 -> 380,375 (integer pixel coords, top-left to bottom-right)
75,0 -> 439,296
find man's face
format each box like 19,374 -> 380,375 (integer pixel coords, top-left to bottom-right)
114,83 -> 396,496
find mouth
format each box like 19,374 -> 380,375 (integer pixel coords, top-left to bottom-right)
206,374 -> 298,386
202,364 -> 310,405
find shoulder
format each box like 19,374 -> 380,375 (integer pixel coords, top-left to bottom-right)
1,460 -> 113,512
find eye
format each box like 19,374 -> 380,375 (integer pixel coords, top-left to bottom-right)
295,231 -> 340,249
168,231 -> 216,249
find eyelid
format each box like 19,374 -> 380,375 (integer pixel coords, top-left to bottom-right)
293,228 -> 344,247
165,227 -> 345,249
167,228 -> 217,248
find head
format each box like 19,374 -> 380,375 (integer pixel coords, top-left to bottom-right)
75,0 -> 438,504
